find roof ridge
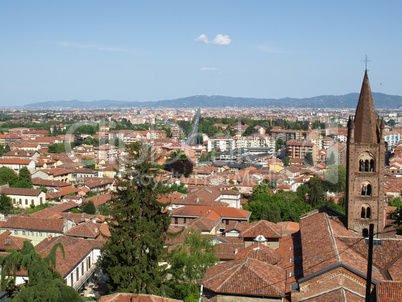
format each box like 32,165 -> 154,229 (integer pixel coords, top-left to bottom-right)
244,258 -> 283,294
215,260 -> 245,291
324,213 -> 340,262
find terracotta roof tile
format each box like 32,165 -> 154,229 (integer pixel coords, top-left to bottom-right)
201,257 -> 286,298
240,220 -> 282,239
1,187 -> 42,196
378,281 -> 402,302
98,293 -> 182,302
234,242 -> 281,265
1,216 -> 64,232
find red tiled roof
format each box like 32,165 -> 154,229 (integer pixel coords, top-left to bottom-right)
201,257 -> 286,297
1,187 -> 42,197
34,235 -> 103,277
172,206 -> 250,220
0,231 -> 31,251
0,158 -> 32,165
234,242 -> 281,265
1,216 -> 64,232
98,293 -> 182,302
378,281 -> 402,302
240,220 -> 282,239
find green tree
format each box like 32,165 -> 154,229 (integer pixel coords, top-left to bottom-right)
1,241 -> 82,301
47,143 -> 69,154
307,176 -> 325,207
0,167 -> 18,187
99,142 -> 173,294
18,166 -> 32,188
327,152 -> 336,166
199,153 -> 206,162
0,144 -> 9,156
13,179 -> 33,189
81,200 -> 96,214
0,193 -> 13,215
275,138 -> 284,151
165,229 -> 218,301
164,150 -> 194,178
284,156 -> 290,167
304,152 -> 314,166
323,165 -> 346,193
242,125 -> 256,136
97,204 -> 111,216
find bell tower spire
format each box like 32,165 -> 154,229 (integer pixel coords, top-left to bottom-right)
346,70 -> 385,236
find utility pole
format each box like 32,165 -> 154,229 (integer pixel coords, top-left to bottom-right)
365,223 -> 374,302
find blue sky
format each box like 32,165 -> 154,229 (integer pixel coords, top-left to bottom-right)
1,1 -> 402,106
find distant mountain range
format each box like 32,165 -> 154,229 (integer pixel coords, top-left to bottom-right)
24,93 -> 402,109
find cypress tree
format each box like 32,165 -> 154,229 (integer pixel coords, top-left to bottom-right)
100,142 -> 172,294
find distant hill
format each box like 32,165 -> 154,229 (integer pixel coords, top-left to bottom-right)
24,93 -> 402,109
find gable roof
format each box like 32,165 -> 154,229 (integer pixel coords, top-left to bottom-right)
0,230 -> 31,251
1,187 -> 42,197
34,235 -> 103,277
201,257 -> 286,298
234,242 -> 281,265
1,216 -> 64,232
172,206 -> 250,220
240,220 -> 282,239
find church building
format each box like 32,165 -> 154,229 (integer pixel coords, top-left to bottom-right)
346,69 -> 386,236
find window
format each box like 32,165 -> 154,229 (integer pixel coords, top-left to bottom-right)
76,267 -> 79,279
363,228 -> 369,237
40,197 -> 43,204
19,199 -> 22,204
37,232 -> 42,237
174,217 -> 178,224
14,230 -> 18,235
13,198 -> 16,204
359,152 -> 375,172
28,231 -> 34,236
31,199 -> 34,205
71,274 -> 74,286
22,231 -> 26,236
25,199 -> 28,205
361,205 -> 371,219
361,182 -> 372,196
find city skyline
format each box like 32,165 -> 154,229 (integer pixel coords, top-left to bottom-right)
1,1 -> 402,106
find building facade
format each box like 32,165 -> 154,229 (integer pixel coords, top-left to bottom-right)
346,70 -> 386,236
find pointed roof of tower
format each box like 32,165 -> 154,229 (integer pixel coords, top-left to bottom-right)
354,70 -> 378,144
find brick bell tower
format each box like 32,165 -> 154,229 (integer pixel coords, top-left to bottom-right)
346,69 -> 385,236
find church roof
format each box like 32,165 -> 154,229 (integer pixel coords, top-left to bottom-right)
353,70 -> 379,144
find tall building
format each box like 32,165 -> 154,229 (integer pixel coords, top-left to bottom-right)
346,70 -> 386,236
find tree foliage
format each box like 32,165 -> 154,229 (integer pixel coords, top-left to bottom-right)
165,229 -> 218,301
99,142 -> 173,294
304,152 -> 314,166
164,150 -> 194,178
243,185 -> 313,222
0,241 -> 82,302
81,200 -> 96,214
0,193 -> 13,215
0,167 -> 18,186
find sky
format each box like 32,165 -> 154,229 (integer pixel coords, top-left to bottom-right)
1,1 -> 402,106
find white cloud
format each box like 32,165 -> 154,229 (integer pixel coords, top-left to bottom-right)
195,34 -> 209,43
213,34 -> 231,45
195,34 -> 231,45
200,67 -> 218,71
